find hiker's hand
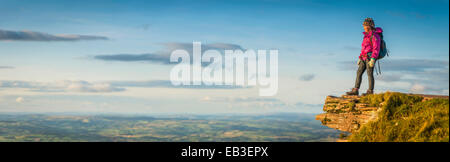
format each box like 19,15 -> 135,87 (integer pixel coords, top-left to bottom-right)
369,58 -> 375,67
357,59 -> 361,65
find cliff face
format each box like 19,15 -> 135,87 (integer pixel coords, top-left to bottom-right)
315,95 -> 380,133
316,93 -> 449,133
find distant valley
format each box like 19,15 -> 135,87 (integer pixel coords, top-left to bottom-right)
0,113 -> 341,142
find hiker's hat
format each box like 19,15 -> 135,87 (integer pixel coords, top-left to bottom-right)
363,18 -> 375,28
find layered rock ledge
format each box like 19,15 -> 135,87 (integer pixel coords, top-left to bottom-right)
316,93 -> 449,133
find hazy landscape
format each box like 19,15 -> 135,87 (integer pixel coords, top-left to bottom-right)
0,113 -> 341,142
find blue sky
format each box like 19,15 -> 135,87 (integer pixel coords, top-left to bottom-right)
0,0 -> 448,114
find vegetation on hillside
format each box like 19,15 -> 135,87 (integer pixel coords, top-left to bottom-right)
349,92 -> 449,142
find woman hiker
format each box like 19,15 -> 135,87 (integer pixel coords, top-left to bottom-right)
346,18 -> 383,96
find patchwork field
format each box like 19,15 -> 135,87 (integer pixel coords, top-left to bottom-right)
0,113 -> 340,142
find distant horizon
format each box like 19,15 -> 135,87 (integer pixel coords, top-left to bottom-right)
0,109 -> 321,116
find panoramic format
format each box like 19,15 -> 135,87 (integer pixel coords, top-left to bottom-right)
0,0 -> 448,148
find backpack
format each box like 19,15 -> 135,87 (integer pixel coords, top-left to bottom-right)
371,32 -> 389,59
371,32 -> 389,75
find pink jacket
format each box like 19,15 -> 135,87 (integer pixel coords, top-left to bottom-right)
359,27 -> 383,61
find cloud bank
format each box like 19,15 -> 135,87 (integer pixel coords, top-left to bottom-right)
0,29 -> 108,41
0,80 -> 247,93
0,80 -> 124,93
339,59 -> 449,94
0,66 -> 14,69
93,42 -> 244,65
109,80 -> 247,89
339,59 -> 449,72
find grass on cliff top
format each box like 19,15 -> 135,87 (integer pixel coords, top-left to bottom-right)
349,92 -> 449,142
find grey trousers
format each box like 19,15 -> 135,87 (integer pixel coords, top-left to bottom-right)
354,59 -> 375,91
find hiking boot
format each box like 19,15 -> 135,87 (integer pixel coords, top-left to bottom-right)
362,90 -> 374,96
346,88 -> 359,96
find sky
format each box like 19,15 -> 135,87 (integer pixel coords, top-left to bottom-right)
0,0 -> 448,115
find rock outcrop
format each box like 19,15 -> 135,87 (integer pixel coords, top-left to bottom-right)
316,93 -> 449,133
316,95 -> 380,133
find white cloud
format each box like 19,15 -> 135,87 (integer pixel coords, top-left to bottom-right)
64,81 -> 122,92
442,89 -> 449,95
15,97 -> 24,103
200,96 -> 211,101
410,84 -> 425,93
